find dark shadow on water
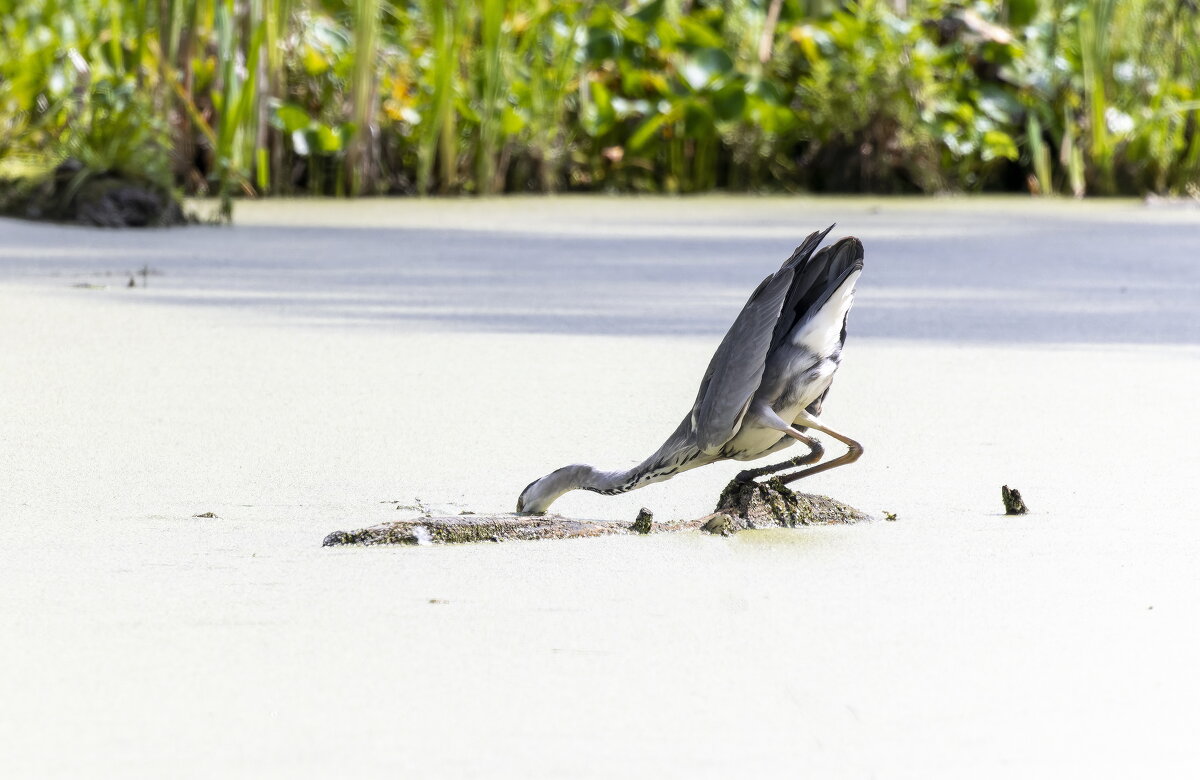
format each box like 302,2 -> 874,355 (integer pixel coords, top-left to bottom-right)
2,209 -> 1197,344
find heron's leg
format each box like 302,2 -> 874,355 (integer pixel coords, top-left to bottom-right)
735,430 -> 824,483
774,410 -> 863,485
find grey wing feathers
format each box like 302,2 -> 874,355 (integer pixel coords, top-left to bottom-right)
782,224 -> 836,271
690,266 -> 795,453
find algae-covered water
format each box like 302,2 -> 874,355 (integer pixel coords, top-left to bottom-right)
2,197 -> 1198,777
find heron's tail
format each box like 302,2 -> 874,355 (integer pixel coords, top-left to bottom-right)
770,233 -> 864,352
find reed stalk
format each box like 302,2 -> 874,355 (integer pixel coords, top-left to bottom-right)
475,0 -> 506,194
349,0 -> 381,195
416,0 -> 460,194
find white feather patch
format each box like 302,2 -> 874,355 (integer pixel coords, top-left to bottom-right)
790,269 -> 861,357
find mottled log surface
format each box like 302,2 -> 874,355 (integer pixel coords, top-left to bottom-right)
701,478 -> 871,535
321,511 -> 697,547
323,479 -> 872,547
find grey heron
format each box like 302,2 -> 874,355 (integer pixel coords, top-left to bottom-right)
517,226 -> 864,515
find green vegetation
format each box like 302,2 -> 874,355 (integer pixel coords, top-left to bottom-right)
2,0 -> 1198,217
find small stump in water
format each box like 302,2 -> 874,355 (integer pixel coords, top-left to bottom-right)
630,508 -> 654,535
1001,485 -> 1029,515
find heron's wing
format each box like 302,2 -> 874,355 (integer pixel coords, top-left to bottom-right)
781,224 -> 836,272
690,266 -> 795,454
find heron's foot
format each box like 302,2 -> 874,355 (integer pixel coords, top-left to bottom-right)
774,468 -> 810,484
736,450 -> 823,484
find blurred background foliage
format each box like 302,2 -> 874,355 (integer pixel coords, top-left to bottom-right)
2,0 -> 1199,212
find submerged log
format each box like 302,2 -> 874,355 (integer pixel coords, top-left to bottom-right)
322,511 -> 696,547
323,478 -> 872,547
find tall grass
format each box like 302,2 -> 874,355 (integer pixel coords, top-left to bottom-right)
212,0 -> 263,217
1077,0 -> 1119,191
415,0 -> 459,194
349,0 -> 381,195
3,0 -> 1199,202
263,0 -> 296,193
475,0 -> 507,194
515,4 -> 584,192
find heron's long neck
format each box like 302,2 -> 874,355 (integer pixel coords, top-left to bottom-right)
576,465 -> 647,496
575,419 -> 709,496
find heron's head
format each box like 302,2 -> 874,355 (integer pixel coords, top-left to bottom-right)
516,465 -> 590,515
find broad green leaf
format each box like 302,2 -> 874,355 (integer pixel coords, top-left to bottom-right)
1008,0 -> 1038,27
500,105 -> 527,135
585,28 -> 620,61
977,86 -> 1021,125
582,81 -> 616,136
314,123 -> 342,153
748,78 -> 787,105
679,17 -> 724,48
788,25 -> 821,63
301,44 -> 328,76
982,130 -> 1019,161
632,0 -> 666,25
274,103 -> 311,133
628,112 -> 669,151
712,83 -> 747,122
683,100 -> 716,136
680,48 -> 733,92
